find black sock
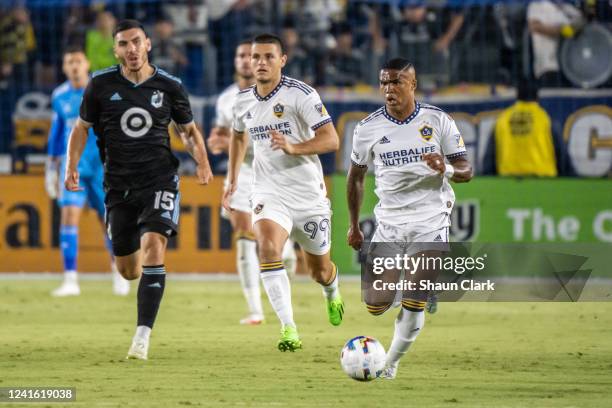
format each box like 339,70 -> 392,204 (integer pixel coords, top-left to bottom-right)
137,265 -> 166,329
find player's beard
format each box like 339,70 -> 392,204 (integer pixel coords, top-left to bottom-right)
124,54 -> 147,72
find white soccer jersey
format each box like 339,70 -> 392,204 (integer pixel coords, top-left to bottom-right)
232,76 -> 332,210
351,103 -> 466,229
215,83 -> 254,167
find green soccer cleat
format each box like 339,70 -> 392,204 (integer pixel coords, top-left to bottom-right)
277,326 -> 302,352
326,295 -> 345,326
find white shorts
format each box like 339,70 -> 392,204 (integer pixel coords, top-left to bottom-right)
221,165 -> 253,219
251,193 -> 332,256
371,220 -> 450,259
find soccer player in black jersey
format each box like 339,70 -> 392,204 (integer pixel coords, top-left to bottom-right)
64,20 -> 213,360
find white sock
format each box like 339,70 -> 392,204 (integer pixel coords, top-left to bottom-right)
237,238 -> 263,316
282,240 -> 297,279
134,325 -> 151,341
321,263 -> 339,301
64,271 -> 78,284
260,266 -> 295,328
386,308 -> 425,368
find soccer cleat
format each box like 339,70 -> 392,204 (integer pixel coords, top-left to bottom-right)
112,276 -> 130,296
426,293 -> 438,314
51,281 -> 80,297
326,295 -> 345,326
380,364 -> 398,380
239,315 -> 264,325
126,337 -> 149,360
277,326 -> 302,352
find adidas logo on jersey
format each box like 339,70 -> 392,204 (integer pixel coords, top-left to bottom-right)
246,111 -> 253,119
161,211 -> 172,220
110,92 -> 122,101
379,136 -> 391,144
433,234 -> 443,242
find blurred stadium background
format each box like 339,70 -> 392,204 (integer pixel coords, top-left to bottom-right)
0,0 -> 611,274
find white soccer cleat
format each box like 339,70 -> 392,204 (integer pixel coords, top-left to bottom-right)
380,364 -> 398,380
126,337 -> 149,360
112,274 -> 130,296
239,314 -> 264,325
51,281 -> 81,297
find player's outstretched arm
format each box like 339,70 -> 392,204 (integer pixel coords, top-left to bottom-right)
347,163 -> 368,250
64,118 -> 90,192
174,121 -> 213,185
223,129 -> 248,211
270,122 -> 339,155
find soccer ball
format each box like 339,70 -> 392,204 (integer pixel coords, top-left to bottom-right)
340,336 -> 386,381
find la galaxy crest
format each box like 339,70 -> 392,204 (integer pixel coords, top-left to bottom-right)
273,103 -> 284,118
419,124 -> 433,141
151,90 -> 164,108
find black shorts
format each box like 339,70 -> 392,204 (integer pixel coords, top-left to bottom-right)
105,176 -> 180,256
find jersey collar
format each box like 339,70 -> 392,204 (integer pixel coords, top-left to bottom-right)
253,75 -> 285,101
118,64 -> 158,87
383,102 -> 420,125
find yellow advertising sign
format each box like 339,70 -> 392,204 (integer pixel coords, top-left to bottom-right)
0,176 -> 235,273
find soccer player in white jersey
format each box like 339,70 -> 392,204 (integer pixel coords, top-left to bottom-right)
207,40 -> 296,325
347,58 -> 473,378
223,34 -> 344,351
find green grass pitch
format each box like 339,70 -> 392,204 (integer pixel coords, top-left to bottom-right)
1,279 -> 611,407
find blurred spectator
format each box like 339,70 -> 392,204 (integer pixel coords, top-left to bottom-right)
151,17 -> 188,76
388,2 -> 464,88
165,2 -> 209,93
86,11 -> 117,71
0,6 -> 36,88
487,79 -> 559,177
281,18 -> 315,84
527,0 -> 584,87
325,22 -> 365,87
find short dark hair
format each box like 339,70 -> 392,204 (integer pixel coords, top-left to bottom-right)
382,58 -> 414,72
113,19 -> 148,38
63,44 -> 85,56
237,38 -> 252,47
252,33 -> 284,54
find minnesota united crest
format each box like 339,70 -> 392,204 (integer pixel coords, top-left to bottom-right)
151,90 -> 164,108
273,103 -> 284,118
419,125 -> 433,141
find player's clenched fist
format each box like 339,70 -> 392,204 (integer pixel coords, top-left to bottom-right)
422,152 -> 446,175
196,163 -> 213,185
347,226 -> 364,251
64,167 -> 82,191
269,130 -> 295,155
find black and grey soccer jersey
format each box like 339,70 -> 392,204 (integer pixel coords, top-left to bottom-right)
79,65 -> 193,191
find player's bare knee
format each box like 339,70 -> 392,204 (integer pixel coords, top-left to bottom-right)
365,302 -> 392,316
309,265 -> 330,285
257,238 -> 282,263
118,265 -> 141,280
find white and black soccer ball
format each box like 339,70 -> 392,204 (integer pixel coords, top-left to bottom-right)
340,336 -> 386,381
